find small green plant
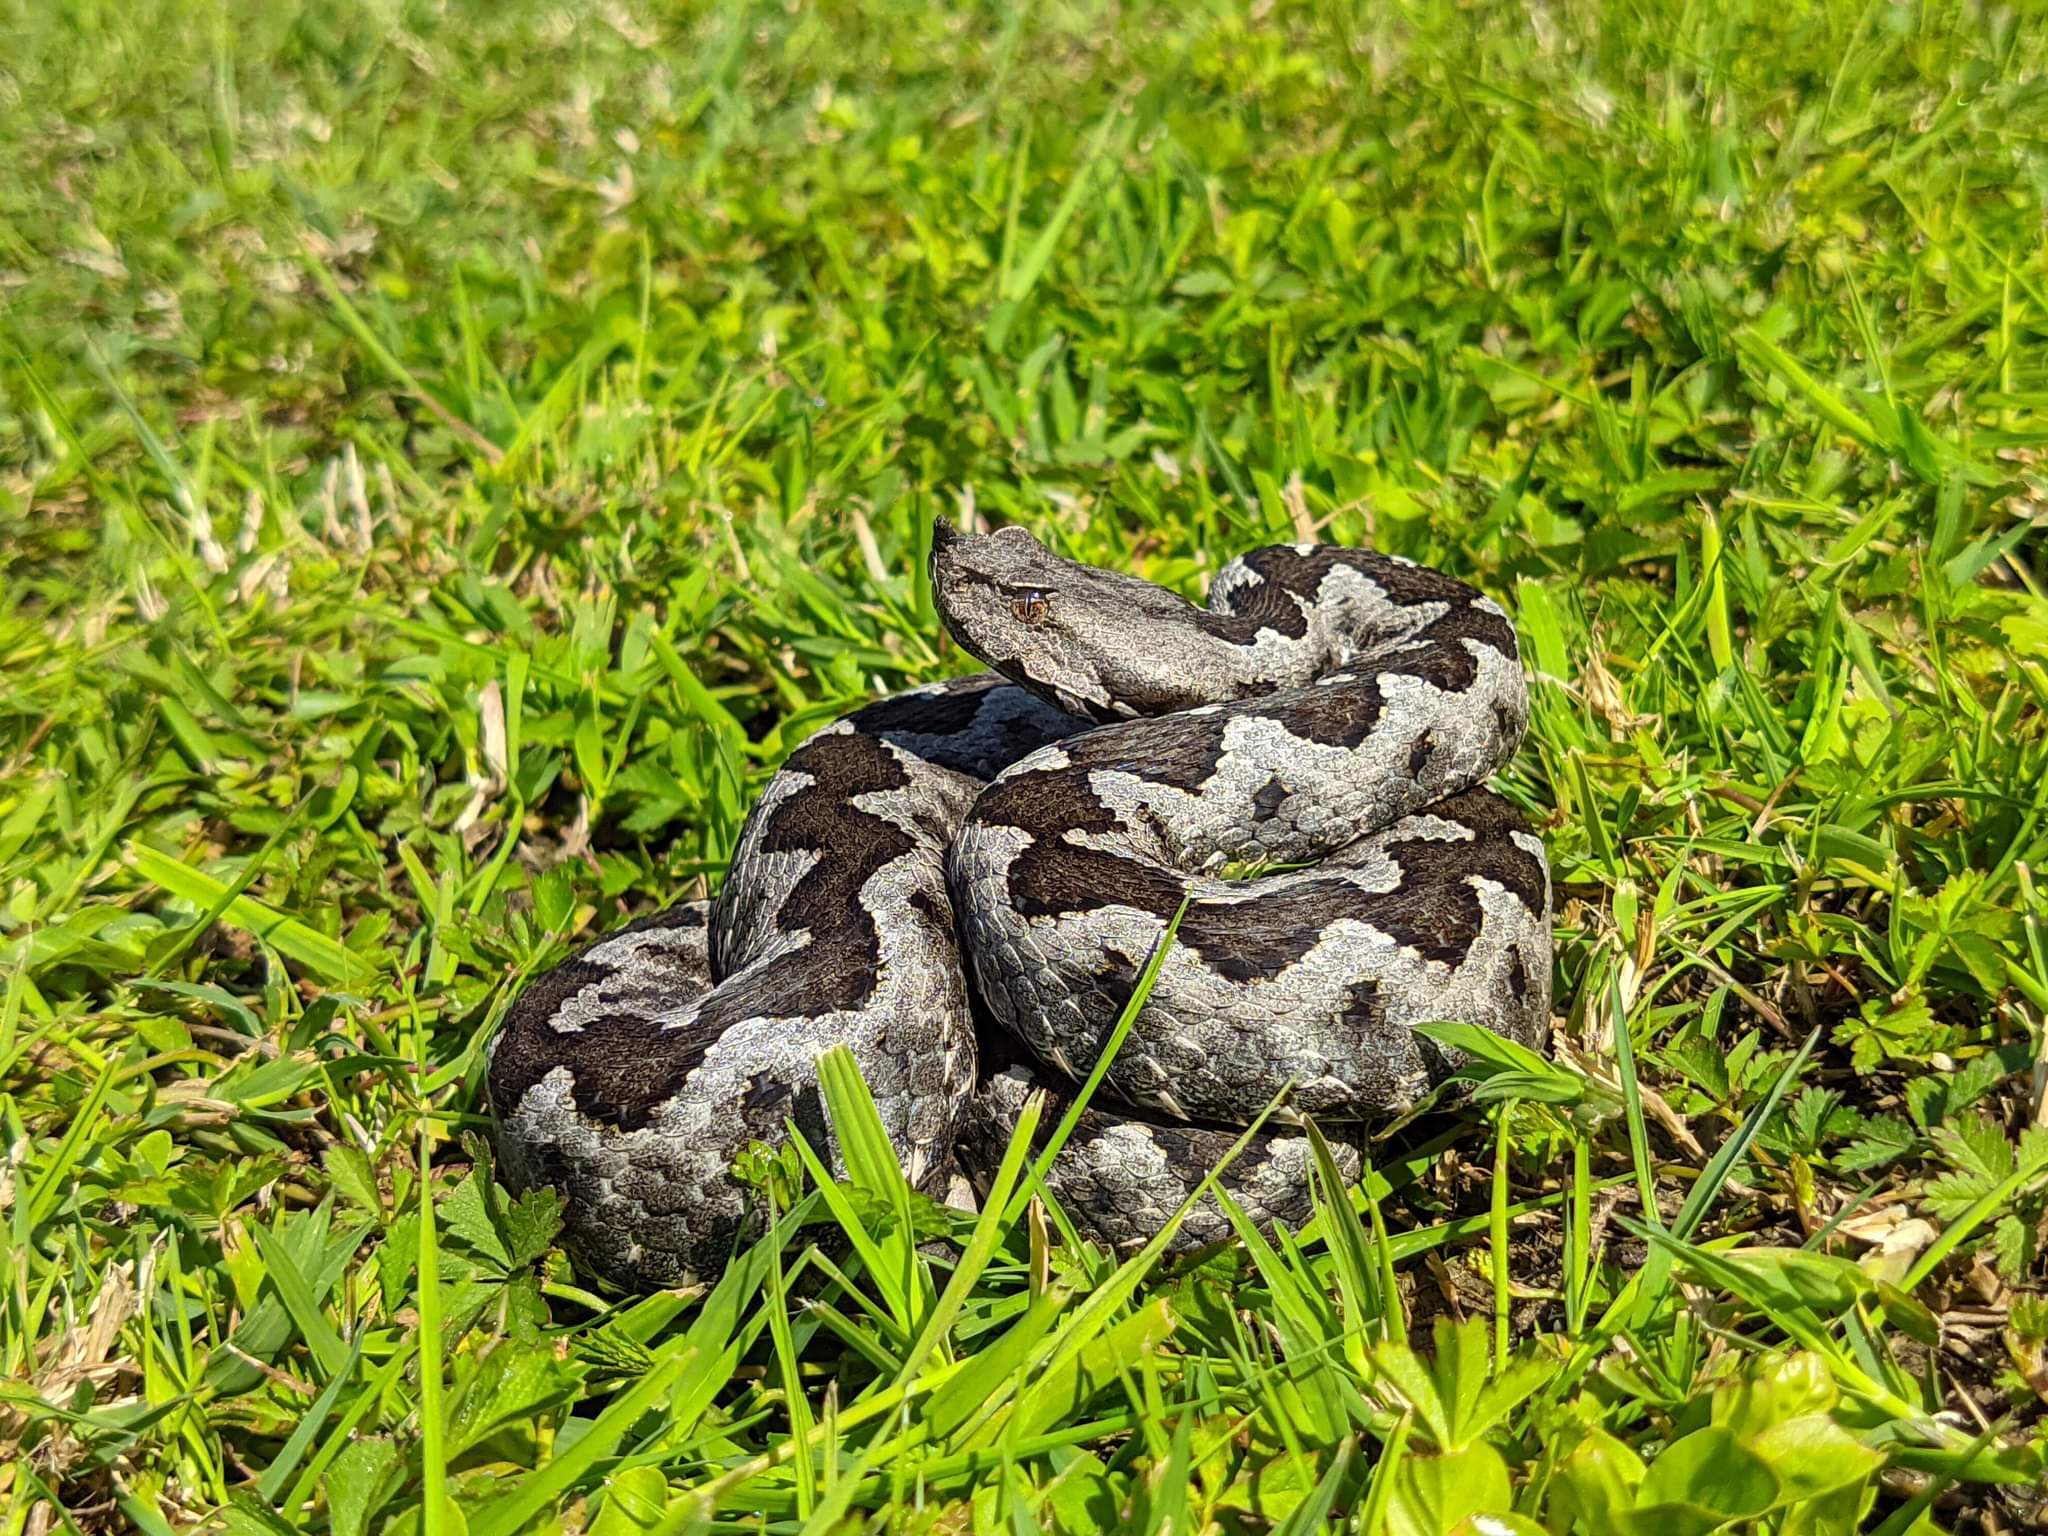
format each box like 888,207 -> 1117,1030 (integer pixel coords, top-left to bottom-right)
1546,1353 -> 1885,1536
1363,1316 -> 1559,1536
1921,1114 -> 2048,1283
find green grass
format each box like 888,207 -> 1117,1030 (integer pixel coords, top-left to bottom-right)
4,0 -> 2048,1529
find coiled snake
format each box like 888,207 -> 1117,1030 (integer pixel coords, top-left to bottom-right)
485,522 -> 1552,1290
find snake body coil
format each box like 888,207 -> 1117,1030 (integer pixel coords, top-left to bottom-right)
486,523 -> 1551,1289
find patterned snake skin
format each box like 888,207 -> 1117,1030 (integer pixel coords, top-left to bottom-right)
485,522 -> 1552,1290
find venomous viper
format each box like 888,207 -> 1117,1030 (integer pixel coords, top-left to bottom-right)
485,520 -> 1552,1290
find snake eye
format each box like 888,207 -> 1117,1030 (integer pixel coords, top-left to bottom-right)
1012,590 -> 1051,625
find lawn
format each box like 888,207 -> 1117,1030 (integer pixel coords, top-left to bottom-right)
3,0 -> 2048,1530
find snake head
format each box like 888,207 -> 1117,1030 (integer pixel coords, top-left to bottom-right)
929,517 -> 1205,723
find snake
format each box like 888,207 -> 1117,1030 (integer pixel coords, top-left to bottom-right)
484,520 -> 1552,1291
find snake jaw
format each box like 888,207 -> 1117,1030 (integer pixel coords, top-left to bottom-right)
929,517 -> 1220,722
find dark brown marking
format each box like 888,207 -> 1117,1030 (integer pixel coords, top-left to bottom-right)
970,773 -> 1543,979
1365,790 -> 1548,964
492,729 -> 913,1131
1255,678 -> 1388,749
1060,720 -> 1230,792
1252,775 -> 1290,821
744,1075 -> 793,1114
905,885 -> 950,928
1339,977 -> 1385,1037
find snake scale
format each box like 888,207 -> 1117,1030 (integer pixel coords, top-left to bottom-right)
485,521 -> 1552,1291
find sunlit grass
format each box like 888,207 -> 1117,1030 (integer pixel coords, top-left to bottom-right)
2,0 -> 2047,1530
